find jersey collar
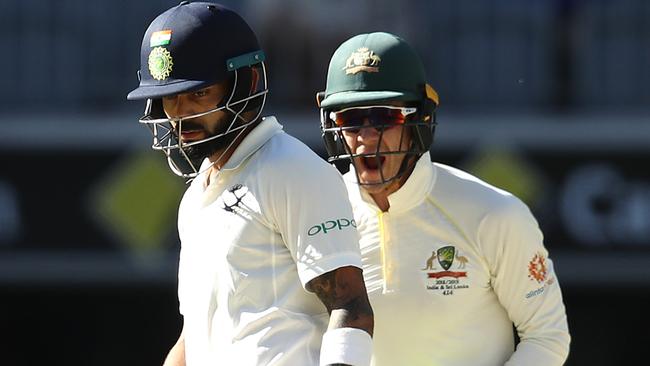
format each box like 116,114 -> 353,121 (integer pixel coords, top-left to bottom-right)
387,151 -> 436,213
196,116 -> 282,188
221,116 -> 282,171
346,151 -> 437,213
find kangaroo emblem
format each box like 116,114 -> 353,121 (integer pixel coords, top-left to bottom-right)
344,47 -> 382,74
456,253 -> 469,269
422,251 -> 437,270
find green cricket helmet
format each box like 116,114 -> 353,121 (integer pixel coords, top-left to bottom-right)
317,32 -> 439,186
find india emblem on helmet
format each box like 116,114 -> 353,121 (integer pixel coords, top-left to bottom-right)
148,47 -> 174,81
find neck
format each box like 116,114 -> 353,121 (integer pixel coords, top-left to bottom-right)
370,192 -> 391,212
369,179 -> 401,212
203,141 -> 240,188
367,157 -> 417,212
208,145 -> 236,171
207,119 -> 259,170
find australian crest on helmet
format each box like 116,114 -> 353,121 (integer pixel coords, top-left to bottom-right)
344,47 -> 381,74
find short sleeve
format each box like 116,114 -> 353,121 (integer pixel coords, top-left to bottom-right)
262,145 -> 363,289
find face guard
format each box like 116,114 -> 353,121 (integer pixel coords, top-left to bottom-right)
316,31 -> 441,187
127,2 -> 268,181
321,102 -> 436,186
138,62 -> 268,180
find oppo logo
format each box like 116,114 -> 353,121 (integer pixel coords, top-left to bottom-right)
308,218 -> 357,236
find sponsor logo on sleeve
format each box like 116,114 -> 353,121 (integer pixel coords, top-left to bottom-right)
308,218 -> 356,236
528,252 -> 548,283
525,252 -> 555,299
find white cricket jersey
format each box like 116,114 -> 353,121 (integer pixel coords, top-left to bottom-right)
344,152 -> 570,366
177,116 -> 363,365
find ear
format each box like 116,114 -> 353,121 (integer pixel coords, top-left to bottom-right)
250,66 -> 260,93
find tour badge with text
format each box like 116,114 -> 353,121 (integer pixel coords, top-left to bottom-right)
421,245 -> 470,296
525,252 -> 555,299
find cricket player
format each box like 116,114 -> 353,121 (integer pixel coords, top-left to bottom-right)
317,32 -> 570,365
127,2 -> 373,365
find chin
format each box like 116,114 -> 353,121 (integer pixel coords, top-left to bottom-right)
357,171 -> 388,188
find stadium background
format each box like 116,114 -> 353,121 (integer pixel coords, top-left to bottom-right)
1,0 -> 648,364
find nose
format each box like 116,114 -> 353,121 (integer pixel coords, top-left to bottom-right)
357,118 -> 380,140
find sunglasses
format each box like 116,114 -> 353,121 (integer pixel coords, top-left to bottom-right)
329,105 -> 417,130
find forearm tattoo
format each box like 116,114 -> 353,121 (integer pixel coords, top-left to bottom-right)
309,270 -> 339,313
308,266 -> 374,334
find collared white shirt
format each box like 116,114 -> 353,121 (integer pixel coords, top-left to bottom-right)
177,116 -> 362,365
344,152 -> 570,366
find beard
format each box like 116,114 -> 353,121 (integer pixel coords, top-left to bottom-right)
179,112 -> 254,165
184,131 -> 233,162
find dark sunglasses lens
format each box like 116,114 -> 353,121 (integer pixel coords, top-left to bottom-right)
334,108 -> 407,128
333,109 -> 363,128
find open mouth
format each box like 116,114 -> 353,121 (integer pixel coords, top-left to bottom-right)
361,155 -> 385,171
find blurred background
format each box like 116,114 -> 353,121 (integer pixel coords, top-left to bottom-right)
1,0 -> 648,364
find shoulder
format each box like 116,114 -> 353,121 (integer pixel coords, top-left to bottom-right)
430,162 -> 535,231
342,169 -> 356,190
177,181 -> 202,234
432,162 -> 523,211
432,164 -> 543,262
254,131 -> 343,184
178,178 -> 201,208
342,169 -> 367,207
